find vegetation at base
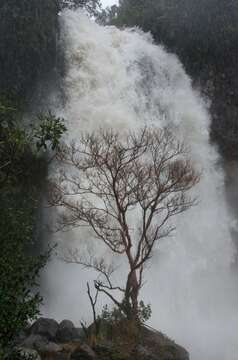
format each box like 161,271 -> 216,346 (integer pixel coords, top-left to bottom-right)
0,100 -> 66,359
1,349 -> 37,360
81,303 -> 151,359
0,195 -> 49,359
81,302 -> 187,360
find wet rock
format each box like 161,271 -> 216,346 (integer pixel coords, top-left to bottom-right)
56,320 -> 80,343
40,341 -> 63,353
71,343 -> 97,359
14,329 -> 29,346
41,354 -> 69,360
29,318 -> 59,340
21,333 -> 63,353
21,334 -> 49,351
136,345 -> 158,360
22,319 -> 189,360
141,326 -> 189,360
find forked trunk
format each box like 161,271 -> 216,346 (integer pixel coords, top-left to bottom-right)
124,270 -> 140,321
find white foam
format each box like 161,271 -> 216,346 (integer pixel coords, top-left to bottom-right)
42,10 -> 238,360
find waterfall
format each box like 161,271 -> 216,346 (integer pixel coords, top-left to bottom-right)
42,9 -> 238,360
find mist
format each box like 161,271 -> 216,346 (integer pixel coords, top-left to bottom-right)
41,9 -> 238,360
101,0 -> 118,7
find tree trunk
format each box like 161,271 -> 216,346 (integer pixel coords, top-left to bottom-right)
124,270 -> 140,321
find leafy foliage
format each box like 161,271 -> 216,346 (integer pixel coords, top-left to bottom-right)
0,105 -> 66,186
101,301 -> 151,325
34,112 -> 67,151
0,193 -> 49,355
0,102 -> 66,358
85,303 -> 151,356
2,348 -> 37,360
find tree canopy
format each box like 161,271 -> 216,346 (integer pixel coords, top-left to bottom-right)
49,128 -> 199,320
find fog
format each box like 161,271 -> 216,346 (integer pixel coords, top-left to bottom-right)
101,0 -> 118,8
41,9 -> 238,360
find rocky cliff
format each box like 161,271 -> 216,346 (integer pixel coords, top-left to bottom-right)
0,0 -> 59,100
16,318 -> 189,360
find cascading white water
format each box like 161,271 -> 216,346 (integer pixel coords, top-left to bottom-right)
43,9 -> 238,360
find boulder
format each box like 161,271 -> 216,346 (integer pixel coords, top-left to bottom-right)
136,345 -> 158,360
21,333 -> 63,353
140,326 -> 189,360
14,329 -> 29,346
21,334 -> 49,351
41,354 -> 69,360
56,320 -> 80,343
39,341 -> 63,353
29,318 -> 59,340
23,319 -> 189,360
71,343 -> 97,360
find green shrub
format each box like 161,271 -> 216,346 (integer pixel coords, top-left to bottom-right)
0,102 -> 66,357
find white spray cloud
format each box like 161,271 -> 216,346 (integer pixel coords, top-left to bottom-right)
42,10 -> 238,360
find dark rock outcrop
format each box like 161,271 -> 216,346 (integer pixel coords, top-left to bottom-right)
140,326 -> 189,360
112,0 -> 238,161
19,318 -> 189,360
71,344 -> 97,360
21,334 -> 49,351
0,0 -> 59,99
56,320 -> 81,343
29,318 -> 59,341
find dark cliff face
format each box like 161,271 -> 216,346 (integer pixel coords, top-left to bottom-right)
0,0 -> 59,101
202,65 -> 238,161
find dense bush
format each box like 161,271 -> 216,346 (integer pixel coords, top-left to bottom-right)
0,102 -> 66,358
0,193 -> 49,357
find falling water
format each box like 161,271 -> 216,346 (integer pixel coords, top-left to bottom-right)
42,9 -> 238,360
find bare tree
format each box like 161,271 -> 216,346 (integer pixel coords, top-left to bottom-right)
49,127 -> 199,320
